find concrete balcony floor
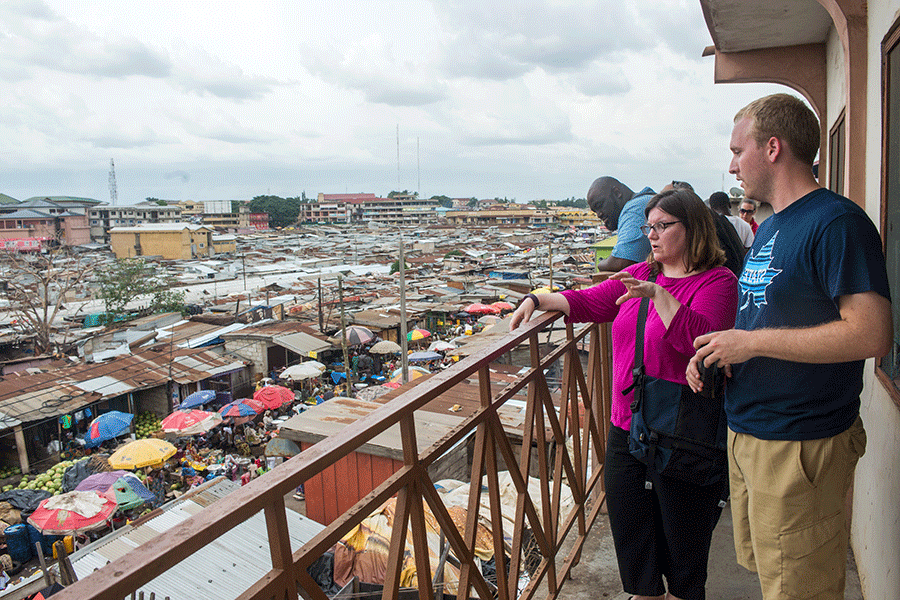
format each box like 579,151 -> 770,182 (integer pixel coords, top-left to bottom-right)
557,503 -> 863,600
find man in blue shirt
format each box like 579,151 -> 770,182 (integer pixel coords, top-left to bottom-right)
689,94 -> 892,600
586,176 -> 655,271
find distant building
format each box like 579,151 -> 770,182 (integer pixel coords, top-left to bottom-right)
553,207 -> 601,228
109,223 -> 214,260
0,208 -> 90,245
211,233 -> 237,254
299,193 -> 440,225
445,206 -> 557,227
249,212 -> 269,230
89,201 -> 182,244
173,200 -> 242,230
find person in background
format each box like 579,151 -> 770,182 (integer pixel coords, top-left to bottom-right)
587,176 -> 656,272
688,93 -> 891,600
709,191 -> 754,250
513,186 -> 738,600
738,198 -> 759,233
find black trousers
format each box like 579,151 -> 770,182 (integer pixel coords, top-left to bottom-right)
604,425 -> 727,600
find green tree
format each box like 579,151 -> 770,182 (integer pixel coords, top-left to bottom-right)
248,195 -> 302,227
467,198 -> 478,207
97,259 -> 182,324
389,260 -> 410,275
430,195 -> 453,208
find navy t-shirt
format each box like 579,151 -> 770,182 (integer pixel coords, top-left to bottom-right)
726,188 -> 890,440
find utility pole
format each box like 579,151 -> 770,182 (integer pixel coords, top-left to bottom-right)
241,253 -> 247,291
548,241 -> 553,292
338,276 -> 351,394
318,277 -> 324,334
399,236 -> 409,383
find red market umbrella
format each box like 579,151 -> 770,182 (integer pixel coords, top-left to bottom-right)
28,490 -> 117,535
253,385 -> 295,409
161,410 -> 222,435
464,303 -> 500,315
491,301 -> 515,312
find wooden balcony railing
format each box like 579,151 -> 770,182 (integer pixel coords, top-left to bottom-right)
55,310 -> 613,600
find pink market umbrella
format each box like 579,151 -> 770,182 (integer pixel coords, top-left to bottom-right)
464,303 -> 500,315
28,491 -> 117,535
253,385 -> 295,409
161,410 -> 222,435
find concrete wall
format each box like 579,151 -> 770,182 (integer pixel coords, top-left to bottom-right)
224,339 -> 268,380
853,2 -> 900,597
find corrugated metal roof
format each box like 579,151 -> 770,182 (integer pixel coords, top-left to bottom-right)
0,348 -> 250,426
272,331 -> 332,355
68,478 -> 325,600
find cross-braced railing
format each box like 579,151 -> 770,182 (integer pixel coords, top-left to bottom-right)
55,310 -> 613,600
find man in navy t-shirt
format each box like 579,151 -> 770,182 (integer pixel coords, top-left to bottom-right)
688,94 -> 892,600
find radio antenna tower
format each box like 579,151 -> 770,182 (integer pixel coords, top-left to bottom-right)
108,158 -> 118,205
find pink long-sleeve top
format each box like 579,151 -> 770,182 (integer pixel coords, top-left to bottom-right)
560,262 -> 738,430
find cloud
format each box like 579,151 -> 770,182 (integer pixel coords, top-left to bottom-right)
447,78 -> 572,147
571,63 -> 632,97
170,44 -> 279,101
436,0 -> 653,80
0,1 -> 171,79
300,33 -> 447,107
164,170 -> 190,183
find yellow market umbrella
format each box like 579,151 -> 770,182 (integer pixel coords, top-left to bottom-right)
108,439 -> 177,470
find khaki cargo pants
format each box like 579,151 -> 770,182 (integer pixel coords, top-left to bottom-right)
728,417 -> 866,600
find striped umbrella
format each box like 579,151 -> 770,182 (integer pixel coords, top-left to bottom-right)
407,328 -> 431,342
219,398 -> 265,419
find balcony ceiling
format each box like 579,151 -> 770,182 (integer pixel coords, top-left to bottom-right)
701,0 -> 833,52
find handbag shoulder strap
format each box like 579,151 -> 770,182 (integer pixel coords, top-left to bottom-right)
623,271 -> 657,398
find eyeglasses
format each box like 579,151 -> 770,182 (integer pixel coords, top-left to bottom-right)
739,208 -> 755,214
640,220 -> 682,235
671,180 -> 691,190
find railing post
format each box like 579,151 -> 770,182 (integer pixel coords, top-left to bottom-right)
264,496 -> 299,599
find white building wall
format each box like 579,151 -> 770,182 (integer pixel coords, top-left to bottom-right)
853,2 -> 900,598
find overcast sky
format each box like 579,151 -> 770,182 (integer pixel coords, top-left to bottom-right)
0,0 -> 788,206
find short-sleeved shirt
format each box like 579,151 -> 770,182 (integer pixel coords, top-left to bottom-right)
725,215 -> 754,248
726,188 -> 891,440
611,187 -> 655,263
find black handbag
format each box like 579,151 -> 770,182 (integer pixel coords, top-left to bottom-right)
625,273 -> 728,488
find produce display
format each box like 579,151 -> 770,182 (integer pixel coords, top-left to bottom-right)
10,460 -> 74,495
0,466 -> 21,481
135,412 -> 162,439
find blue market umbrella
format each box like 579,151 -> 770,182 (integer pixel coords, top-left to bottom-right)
179,389 -> 217,409
84,411 -> 134,448
408,351 -> 442,362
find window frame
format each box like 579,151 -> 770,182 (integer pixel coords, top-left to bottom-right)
828,108 -> 845,195
877,17 -> 900,408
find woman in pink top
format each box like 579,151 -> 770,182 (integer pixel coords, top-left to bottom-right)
511,187 -> 738,600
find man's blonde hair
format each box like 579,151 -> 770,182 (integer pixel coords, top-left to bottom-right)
735,93 -> 819,166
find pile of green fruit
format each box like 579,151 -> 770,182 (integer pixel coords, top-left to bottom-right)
135,412 -> 162,439
0,465 -> 21,481
12,461 -> 74,495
